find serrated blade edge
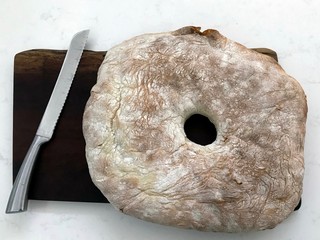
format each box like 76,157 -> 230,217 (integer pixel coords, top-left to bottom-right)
36,29 -> 89,139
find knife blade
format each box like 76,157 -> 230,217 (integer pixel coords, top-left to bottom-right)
6,29 -> 90,213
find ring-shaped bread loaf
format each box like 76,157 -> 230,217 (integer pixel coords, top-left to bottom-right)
83,26 -> 307,232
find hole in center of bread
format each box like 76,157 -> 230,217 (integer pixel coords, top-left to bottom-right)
184,114 -> 217,146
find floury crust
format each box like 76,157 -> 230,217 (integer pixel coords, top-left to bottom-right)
83,26 -> 307,232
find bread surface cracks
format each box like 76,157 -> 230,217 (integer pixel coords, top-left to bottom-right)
83,26 -> 307,232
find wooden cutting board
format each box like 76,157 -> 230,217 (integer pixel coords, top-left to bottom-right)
13,50 -> 108,202
13,48 -> 279,203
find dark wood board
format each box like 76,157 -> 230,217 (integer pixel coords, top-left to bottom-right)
13,48 -> 280,203
13,50 -> 108,202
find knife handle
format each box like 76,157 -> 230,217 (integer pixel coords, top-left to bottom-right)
6,135 -> 50,214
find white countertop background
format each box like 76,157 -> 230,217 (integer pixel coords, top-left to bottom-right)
1,0 -> 320,239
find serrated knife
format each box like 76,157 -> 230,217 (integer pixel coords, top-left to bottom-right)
6,29 -> 90,214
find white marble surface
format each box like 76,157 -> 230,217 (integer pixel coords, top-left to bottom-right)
1,0 -> 320,239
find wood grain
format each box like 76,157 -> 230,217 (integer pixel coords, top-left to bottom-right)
13,50 -> 107,202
